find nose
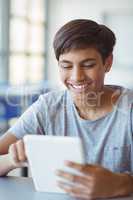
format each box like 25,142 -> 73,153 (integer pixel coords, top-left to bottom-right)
70,66 -> 85,82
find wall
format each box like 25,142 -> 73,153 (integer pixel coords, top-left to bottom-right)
46,0 -> 133,88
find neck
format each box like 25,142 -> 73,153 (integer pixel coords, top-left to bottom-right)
73,86 -> 121,120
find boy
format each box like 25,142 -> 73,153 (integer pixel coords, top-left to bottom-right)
0,19 -> 133,199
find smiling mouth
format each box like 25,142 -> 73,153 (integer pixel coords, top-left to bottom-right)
69,83 -> 90,93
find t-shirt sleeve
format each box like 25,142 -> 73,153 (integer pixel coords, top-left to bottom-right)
7,95 -> 47,139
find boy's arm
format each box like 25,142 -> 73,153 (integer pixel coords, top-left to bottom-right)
121,173 -> 133,195
56,162 -> 133,199
0,132 -> 26,176
0,154 -> 16,176
0,132 -> 17,154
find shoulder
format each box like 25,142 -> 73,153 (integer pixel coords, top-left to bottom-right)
105,85 -> 133,115
119,87 -> 133,105
41,89 -> 68,104
111,85 -> 133,115
32,89 -> 69,112
108,85 -> 133,105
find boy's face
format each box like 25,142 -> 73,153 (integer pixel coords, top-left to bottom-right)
58,48 -> 112,102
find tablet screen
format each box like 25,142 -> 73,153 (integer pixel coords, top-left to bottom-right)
24,135 -> 85,193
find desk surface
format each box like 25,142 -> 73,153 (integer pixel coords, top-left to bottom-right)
0,176 -> 132,200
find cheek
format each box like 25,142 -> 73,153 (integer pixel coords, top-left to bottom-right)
91,69 -> 105,81
59,70 -> 69,83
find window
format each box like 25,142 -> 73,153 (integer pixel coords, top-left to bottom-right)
103,12 -> 133,88
9,0 -> 46,85
0,0 -> 9,84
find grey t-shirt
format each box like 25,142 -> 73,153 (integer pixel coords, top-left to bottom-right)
8,85 -> 133,173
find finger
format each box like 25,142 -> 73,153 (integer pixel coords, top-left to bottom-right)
58,181 -> 92,199
65,161 -> 97,174
65,161 -> 88,174
8,143 -> 19,164
56,170 -> 92,185
16,140 -> 27,162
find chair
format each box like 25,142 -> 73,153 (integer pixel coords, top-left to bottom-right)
0,95 -> 21,134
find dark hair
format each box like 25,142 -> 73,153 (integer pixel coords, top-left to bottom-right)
53,19 -> 116,62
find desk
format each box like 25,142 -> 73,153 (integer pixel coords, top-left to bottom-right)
0,177 -> 132,200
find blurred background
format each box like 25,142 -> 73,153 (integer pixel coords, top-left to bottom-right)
0,0 -> 133,134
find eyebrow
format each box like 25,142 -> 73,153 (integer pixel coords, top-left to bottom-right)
59,58 -> 96,64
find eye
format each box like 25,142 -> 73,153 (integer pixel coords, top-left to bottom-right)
83,63 -> 96,68
60,64 -> 73,69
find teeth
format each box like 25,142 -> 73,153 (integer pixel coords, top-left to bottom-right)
72,84 -> 87,89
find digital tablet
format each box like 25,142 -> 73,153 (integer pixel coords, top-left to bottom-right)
24,135 -> 85,193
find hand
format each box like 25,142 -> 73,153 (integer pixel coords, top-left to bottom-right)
8,140 -> 28,168
56,161 -> 129,199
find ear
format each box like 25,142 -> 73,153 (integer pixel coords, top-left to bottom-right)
104,54 -> 113,73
